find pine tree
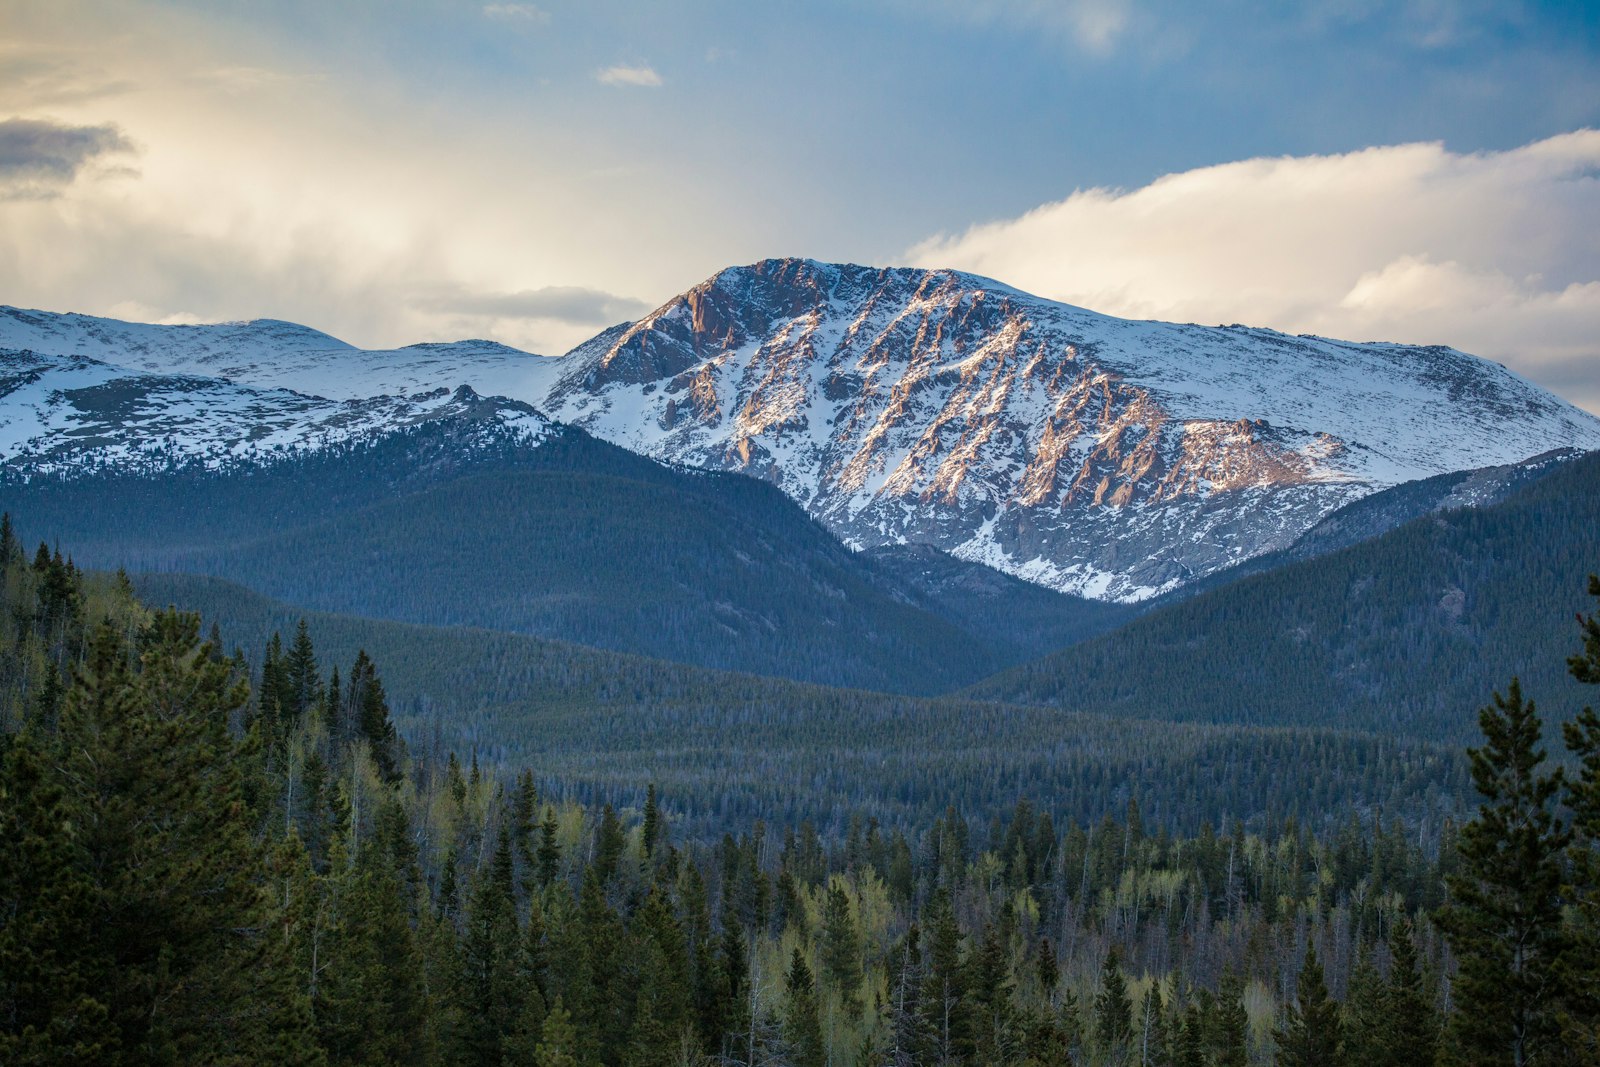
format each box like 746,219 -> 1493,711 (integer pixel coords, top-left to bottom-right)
537,805 -> 563,887
284,618 -> 321,726
451,830 -> 522,1065
1273,944 -> 1340,1067
1341,948 -> 1388,1065
534,997 -> 581,1067
625,887 -> 694,1066
1386,919 -> 1439,1066
1213,970 -> 1249,1067
1095,945 -> 1134,1064
641,782 -> 662,860
4,613 -> 318,1063
1438,678 -> 1570,1066
1560,574 -> 1600,1062
782,947 -> 827,1067
819,878 -> 864,1017
922,889 -> 970,1066
1136,983 -> 1167,1067
970,922 -> 1020,1064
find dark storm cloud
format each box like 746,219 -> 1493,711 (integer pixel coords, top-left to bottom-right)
0,117 -> 134,198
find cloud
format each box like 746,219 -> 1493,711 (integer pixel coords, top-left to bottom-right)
420,285 -> 651,325
0,116 -> 134,198
482,4 -> 550,24
909,130 -> 1600,413
595,64 -> 663,88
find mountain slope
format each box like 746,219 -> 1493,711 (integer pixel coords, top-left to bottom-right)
1,408 -> 1122,693
536,259 -> 1600,601
132,571 -> 1468,834
965,448 -> 1600,742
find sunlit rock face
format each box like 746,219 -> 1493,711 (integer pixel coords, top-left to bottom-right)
540,258 -> 1600,602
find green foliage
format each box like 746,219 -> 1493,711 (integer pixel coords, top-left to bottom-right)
134,572 -> 1472,838
971,450 -> 1600,744
1437,679 -> 1570,1065
1272,945 -> 1340,1067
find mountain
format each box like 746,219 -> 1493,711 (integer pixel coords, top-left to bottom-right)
0,304 -> 558,402
964,447 -> 1600,742
0,347 -> 552,479
7,264 -> 1598,606
0,391 -> 1124,693
536,259 -> 1600,601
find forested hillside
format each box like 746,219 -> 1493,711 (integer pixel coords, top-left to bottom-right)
5,526 -> 1600,1064
134,571 -> 1459,837
970,449 -> 1600,742
1,417 -> 1122,694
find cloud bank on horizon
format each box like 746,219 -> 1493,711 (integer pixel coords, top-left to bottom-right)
910,131 -> 1600,412
0,1 -> 1596,412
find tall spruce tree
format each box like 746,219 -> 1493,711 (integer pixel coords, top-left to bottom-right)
1438,678 -> 1570,1066
1561,574 -> 1600,1061
1273,944 -> 1340,1067
782,947 -> 827,1067
1095,945 -> 1135,1064
1385,919 -> 1440,1067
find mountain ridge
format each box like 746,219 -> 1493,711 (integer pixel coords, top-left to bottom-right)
5,259 -> 1596,602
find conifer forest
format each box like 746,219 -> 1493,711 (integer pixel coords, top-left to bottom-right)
3,518 -> 1599,1065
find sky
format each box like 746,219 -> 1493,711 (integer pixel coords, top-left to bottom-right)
2,0 -> 1598,410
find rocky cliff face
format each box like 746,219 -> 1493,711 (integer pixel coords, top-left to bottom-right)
538,259 -> 1600,601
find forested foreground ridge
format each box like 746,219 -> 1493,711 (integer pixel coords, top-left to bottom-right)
2,526 -> 1599,1064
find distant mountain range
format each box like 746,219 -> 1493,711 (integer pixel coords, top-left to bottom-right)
6,259 -> 1597,603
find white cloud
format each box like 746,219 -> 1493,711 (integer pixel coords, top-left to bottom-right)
595,64 -> 663,88
909,130 -> 1600,412
482,4 -> 550,24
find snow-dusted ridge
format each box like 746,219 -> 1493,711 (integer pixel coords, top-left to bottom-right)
4,260 -> 1598,601
0,306 -> 563,403
0,347 -> 553,480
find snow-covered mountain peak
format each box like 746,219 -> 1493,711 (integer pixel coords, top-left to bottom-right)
5,266 -> 1596,602
540,258 -> 1600,600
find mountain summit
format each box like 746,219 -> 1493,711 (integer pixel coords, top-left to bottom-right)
4,261 -> 1597,601
536,258 -> 1600,600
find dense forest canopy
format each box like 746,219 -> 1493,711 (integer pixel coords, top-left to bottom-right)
1,522 -> 1598,1063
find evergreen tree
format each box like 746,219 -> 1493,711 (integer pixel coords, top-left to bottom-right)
3,613 -> 318,1063
1273,944 -> 1340,1067
1213,970 -> 1249,1067
641,782 -> 662,859
819,878 -> 865,1017
1095,945 -> 1135,1064
1438,678 -> 1570,1066
922,889 -> 970,1066
1341,949 -> 1388,1066
783,947 -> 827,1067
625,887 -> 694,1066
537,805 -> 563,887
1386,919 -> 1439,1066
970,922 -> 1020,1064
284,618 -> 321,726
534,997 -> 580,1067
1560,574 -> 1600,1061
451,830 -> 523,1066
